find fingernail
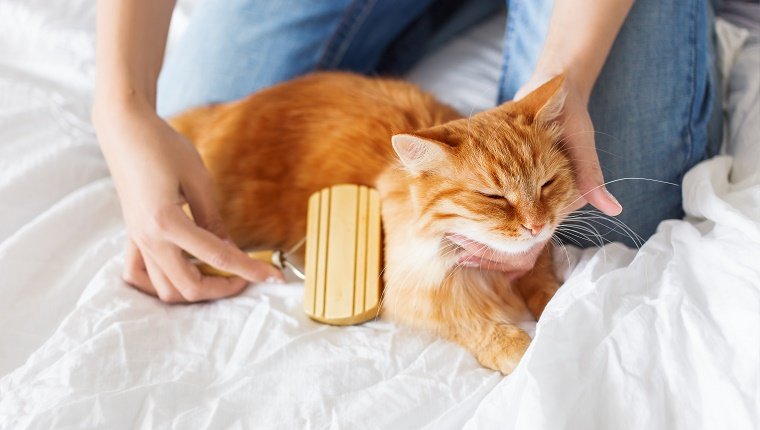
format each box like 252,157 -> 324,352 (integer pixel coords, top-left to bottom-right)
265,276 -> 284,284
604,188 -> 622,211
460,260 -> 480,268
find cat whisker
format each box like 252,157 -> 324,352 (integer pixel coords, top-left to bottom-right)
563,209 -> 645,247
564,210 -> 645,248
557,220 -> 607,247
556,222 -> 608,251
550,236 -> 572,274
375,282 -> 388,320
563,177 -> 679,212
554,227 -> 598,249
439,242 -> 464,261
552,229 -> 584,247
557,219 -> 610,263
441,241 -> 488,287
555,130 -> 627,159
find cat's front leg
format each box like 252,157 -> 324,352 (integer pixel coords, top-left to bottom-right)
513,246 -> 560,320
386,270 -> 532,375
448,316 -> 532,375
441,271 -> 532,374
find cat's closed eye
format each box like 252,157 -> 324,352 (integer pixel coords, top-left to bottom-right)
478,191 -> 503,200
541,177 -> 556,191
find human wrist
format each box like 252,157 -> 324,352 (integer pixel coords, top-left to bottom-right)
531,54 -> 596,105
92,84 -> 156,130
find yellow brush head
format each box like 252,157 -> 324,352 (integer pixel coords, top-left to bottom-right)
303,184 -> 383,326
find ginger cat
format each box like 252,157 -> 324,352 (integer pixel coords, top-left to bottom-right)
170,72 -> 576,374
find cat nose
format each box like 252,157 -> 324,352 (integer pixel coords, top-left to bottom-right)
521,223 -> 545,237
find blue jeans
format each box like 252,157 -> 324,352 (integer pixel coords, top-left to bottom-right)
158,0 -> 721,248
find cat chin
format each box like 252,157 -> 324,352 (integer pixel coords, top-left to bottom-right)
481,237 -> 546,255
490,237 -> 548,255
447,228 -> 553,255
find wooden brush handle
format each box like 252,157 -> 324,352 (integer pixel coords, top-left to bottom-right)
195,250 -> 277,278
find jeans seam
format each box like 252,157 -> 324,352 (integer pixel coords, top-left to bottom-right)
683,0 -> 698,173
497,0 -> 519,103
317,0 -> 378,69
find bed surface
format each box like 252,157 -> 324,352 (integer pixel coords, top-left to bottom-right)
1,1 -> 758,429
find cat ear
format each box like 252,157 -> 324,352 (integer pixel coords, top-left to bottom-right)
517,74 -> 567,124
391,134 -> 446,173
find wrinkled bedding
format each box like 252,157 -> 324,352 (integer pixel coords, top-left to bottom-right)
1,1 -> 758,429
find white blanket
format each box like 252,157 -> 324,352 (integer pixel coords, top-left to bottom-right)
1,1 -> 758,428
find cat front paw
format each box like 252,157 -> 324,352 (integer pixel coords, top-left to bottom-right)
477,325 -> 532,375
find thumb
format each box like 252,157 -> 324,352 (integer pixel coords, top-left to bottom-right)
563,123 -> 622,216
572,147 -> 622,217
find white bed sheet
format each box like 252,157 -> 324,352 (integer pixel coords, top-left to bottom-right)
1,1 -> 758,429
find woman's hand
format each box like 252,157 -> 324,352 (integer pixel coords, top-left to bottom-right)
94,102 -> 284,303
515,74 -> 622,215
93,0 -> 281,303
444,0 -> 633,276
455,76 -> 622,276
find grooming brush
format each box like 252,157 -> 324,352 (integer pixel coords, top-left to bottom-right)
194,184 -> 383,326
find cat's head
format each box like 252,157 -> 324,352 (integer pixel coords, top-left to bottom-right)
392,75 -> 576,255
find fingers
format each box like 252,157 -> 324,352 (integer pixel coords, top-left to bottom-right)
565,135 -> 622,216
149,245 -> 249,302
124,238 -> 186,302
122,240 -> 156,296
123,238 -> 250,303
447,234 -> 494,260
458,255 -> 535,274
144,257 -> 186,303
122,175 -> 283,303
160,206 -> 284,283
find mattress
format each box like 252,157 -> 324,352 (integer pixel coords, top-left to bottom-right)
1,1 -> 758,428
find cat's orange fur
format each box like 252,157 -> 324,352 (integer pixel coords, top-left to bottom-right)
170,72 -> 575,374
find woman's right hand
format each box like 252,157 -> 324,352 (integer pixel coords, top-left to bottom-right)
93,101 -> 284,303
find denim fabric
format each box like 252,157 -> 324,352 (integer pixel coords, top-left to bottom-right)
158,0 -> 353,116
158,0 -> 501,116
158,0 -> 721,248
500,0 -> 722,246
